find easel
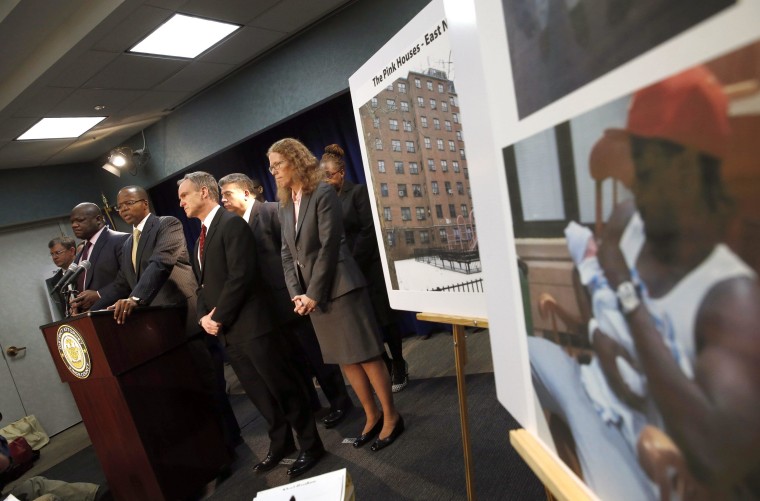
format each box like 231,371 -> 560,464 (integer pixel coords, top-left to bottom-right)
509,429 -> 596,501
416,312 -> 488,501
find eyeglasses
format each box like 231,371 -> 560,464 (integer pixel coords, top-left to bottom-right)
49,249 -> 68,257
269,160 -> 288,174
116,199 -> 146,211
324,170 -> 343,179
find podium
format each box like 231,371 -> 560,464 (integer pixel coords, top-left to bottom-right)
40,307 -> 229,500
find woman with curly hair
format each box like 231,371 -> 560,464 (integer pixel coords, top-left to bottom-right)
268,138 -> 403,451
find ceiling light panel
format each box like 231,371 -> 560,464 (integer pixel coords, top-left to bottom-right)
129,14 -> 241,59
17,117 -> 107,140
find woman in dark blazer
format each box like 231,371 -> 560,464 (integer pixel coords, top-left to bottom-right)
320,144 -> 409,392
269,138 -> 403,451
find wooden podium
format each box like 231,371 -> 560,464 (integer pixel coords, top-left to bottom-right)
40,307 -> 229,500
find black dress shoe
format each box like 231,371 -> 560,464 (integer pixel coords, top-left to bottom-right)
352,415 -> 384,448
370,415 -> 404,451
287,447 -> 325,477
253,446 -> 295,473
322,407 -> 352,428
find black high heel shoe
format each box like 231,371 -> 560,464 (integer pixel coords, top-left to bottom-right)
352,415 -> 383,448
370,415 -> 404,451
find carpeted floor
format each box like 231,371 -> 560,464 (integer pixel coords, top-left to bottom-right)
32,330 -> 545,500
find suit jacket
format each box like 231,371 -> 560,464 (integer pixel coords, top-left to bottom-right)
338,179 -> 381,272
76,227 -> 129,294
94,215 -> 198,325
192,208 -> 273,344
45,269 -> 67,320
248,201 -> 299,324
280,181 -> 366,306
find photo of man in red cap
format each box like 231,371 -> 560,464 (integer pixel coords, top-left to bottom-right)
527,63 -> 760,500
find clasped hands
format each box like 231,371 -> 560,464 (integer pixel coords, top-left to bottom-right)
293,294 -> 316,316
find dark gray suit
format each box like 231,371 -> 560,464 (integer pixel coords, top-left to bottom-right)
77,227 -> 129,294
192,207 -> 322,457
249,201 -> 352,412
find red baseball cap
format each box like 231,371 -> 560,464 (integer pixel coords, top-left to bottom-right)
624,66 -> 730,159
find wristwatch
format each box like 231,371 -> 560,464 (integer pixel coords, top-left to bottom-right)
616,281 -> 640,315
129,296 -> 142,305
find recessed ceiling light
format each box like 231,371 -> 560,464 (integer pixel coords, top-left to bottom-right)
17,117 -> 107,140
94,105 -> 106,111
129,13 -> 241,59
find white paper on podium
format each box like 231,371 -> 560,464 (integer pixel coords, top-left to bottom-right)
254,468 -> 347,501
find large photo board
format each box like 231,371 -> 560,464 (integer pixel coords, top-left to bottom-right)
447,0 -> 760,499
349,0 -> 487,319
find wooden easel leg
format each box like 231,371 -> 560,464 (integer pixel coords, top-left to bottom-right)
453,324 -> 475,501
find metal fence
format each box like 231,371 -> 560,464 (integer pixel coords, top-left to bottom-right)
413,247 -> 482,274
428,278 -> 484,293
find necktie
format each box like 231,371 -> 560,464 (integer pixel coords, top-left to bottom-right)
77,241 -> 92,291
131,228 -> 141,271
199,224 -> 207,263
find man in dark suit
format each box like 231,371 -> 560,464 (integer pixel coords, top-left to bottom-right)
45,236 -> 77,320
219,173 -> 354,428
68,202 -> 128,313
178,171 -> 324,478
92,185 -> 241,456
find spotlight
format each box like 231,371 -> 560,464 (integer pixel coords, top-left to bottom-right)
102,161 -> 121,177
102,132 -> 151,176
109,147 -> 131,167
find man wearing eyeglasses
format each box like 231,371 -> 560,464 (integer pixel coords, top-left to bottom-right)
45,236 -> 77,320
68,202 -> 129,313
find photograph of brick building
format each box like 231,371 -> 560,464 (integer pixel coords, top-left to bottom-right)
359,68 -> 481,292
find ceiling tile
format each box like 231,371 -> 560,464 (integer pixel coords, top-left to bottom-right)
155,61 -> 234,93
47,50 -> 121,88
116,90 -> 187,116
11,87 -> 76,118
251,0 -> 348,33
0,117 -> 39,141
93,5 -> 174,53
50,88 -> 145,117
83,53 -> 188,90
0,138 -> 73,169
178,0 -> 281,24
199,26 -> 286,65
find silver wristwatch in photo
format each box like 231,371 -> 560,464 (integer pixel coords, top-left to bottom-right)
616,281 -> 640,315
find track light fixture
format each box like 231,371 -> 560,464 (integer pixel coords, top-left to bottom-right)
102,131 -> 150,177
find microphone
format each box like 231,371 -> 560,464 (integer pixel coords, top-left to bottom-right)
51,263 -> 79,294
59,260 -> 91,292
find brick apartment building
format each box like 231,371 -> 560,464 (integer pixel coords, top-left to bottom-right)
360,68 -> 477,262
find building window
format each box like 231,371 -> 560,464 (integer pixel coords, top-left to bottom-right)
441,160 -> 448,172
453,112 -> 459,123
391,140 -> 401,152
380,183 -> 388,196
405,230 -> 415,244
384,207 -> 392,220
449,140 -> 456,152
424,137 -> 431,149
417,96 -> 425,107
449,204 -> 456,217
436,139 -> 444,151
400,101 -> 409,112
375,139 -> 382,150
460,148 -> 466,159
409,162 -> 419,174
428,159 -> 435,171
373,117 -> 380,128
389,119 -> 399,131
406,140 -> 415,153
427,81 -> 433,90
401,207 -> 411,221
441,101 -> 449,112
463,166 -> 468,179
445,120 -> 452,131
456,130 -> 463,141
414,78 -> 421,88
461,204 -> 469,218
431,181 -> 439,195
454,227 -> 462,241
450,96 -> 456,106
398,184 -> 407,197
395,161 -> 404,174
438,82 -> 444,93
387,83 -> 393,91
430,98 -> 437,109
439,228 -> 448,242
377,160 -> 386,172
416,207 -> 426,220
420,116 -> 428,128
436,204 -> 443,218
453,161 -> 460,173
387,231 -> 395,246
420,230 -> 430,243
445,181 -> 452,194
433,118 -> 440,130
386,98 -> 396,111
403,120 -> 412,132
413,184 -> 422,197
398,82 -> 407,93
371,97 -> 378,108
457,181 -> 464,195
